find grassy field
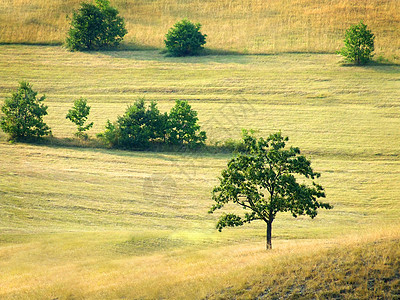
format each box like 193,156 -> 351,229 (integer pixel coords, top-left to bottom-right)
1,45 -> 400,298
1,0 -> 400,57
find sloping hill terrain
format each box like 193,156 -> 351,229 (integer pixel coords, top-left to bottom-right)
208,233 -> 400,299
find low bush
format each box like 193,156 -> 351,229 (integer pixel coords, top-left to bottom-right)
164,19 -> 207,56
98,98 -> 167,149
166,100 -> 206,147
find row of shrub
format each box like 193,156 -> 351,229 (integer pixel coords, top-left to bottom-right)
0,82 -> 207,149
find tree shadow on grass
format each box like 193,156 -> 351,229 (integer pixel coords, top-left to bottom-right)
86,43 -> 252,64
84,47 -> 342,65
3,135 -> 233,161
339,59 -> 400,73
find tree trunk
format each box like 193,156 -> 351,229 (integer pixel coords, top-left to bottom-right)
266,221 -> 272,250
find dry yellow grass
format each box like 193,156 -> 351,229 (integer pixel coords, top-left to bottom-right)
209,227 -> 400,299
1,0 -> 400,56
0,227 -> 399,299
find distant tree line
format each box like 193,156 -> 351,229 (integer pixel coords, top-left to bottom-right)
66,1 -> 375,63
0,82 -> 206,149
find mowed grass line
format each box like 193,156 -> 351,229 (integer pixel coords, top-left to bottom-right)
1,0 -> 400,57
1,45 -> 399,154
0,45 -> 400,298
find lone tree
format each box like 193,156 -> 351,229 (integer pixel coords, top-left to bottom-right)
339,21 -> 375,65
209,131 -> 332,249
0,81 -> 51,140
164,19 -> 207,56
66,98 -> 94,139
66,0 -> 127,51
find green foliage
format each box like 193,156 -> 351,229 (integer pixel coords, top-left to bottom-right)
0,81 -> 51,140
66,0 -> 127,51
66,98 -> 93,139
164,19 -> 207,56
339,21 -> 375,64
98,99 -> 206,149
98,98 -> 167,149
118,98 -> 166,148
97,120 -> 121,147
209,130 -> 332,249
166,100 -> 206,147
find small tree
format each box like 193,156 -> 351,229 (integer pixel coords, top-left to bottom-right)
339,21 -> 375,65
209,131 -> 332,249
0,81 -> 51,140
66,0 -> 127,51
66,98 -> 93,139
167,100 -> 206,147
164,19 -> 207,56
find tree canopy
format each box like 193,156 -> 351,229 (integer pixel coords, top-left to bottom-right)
66,0 -> 127,51
0,81 -> 51,140
209,131 -> 332,249
339,21 -> 375,64
167,100 -> 206,147
164,19 -> 207,56
66,98 -> 93,139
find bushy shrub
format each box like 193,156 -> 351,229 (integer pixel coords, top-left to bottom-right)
0,81 -> 51,140
66,98 -> 93,139
118,99 -> 166,148
166,100 -> 206,147
98,99 -> 206,149
66,0 -> 127,51
164,19 -> 207,56
339,21 -> 375,64
98,99 -> 167,149
97,120 -> 121,147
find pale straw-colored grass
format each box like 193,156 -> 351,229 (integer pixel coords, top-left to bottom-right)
1,0 -> 399,56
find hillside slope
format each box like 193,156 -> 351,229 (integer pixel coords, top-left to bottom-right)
1,0 -> 400,56
209,234 -> 400,299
